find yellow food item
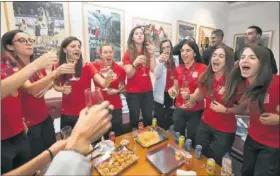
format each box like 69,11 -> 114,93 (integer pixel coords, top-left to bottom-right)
98,150 -> 138,175
175,150 -> 183,161
138,131 -> 160,147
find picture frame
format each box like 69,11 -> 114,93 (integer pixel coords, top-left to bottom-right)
4,2 -> 71,58
132,17 -> 172,58
233,30 -> 273,51
176,20 -> 197,43
198,25 -> 215,53
233,33 -> 246,52
82,3 -> 125,62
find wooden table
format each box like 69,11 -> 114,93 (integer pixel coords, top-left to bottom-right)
91,129 -> 221,175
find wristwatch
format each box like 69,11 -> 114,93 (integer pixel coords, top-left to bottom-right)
50,70 -> 57,80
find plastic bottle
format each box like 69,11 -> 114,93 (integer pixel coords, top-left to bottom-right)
221,152 -> 232,176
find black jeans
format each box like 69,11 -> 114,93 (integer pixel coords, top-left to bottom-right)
27,116 -> 56,159
1,132 -> 31,174
172,108 -> 203,147
154,92 -> 174,130
60,114 -> 78,130
241,135 -> 280,176
126,91 -> 154,129
195,121 -> 235,165
104,109 -> 124,138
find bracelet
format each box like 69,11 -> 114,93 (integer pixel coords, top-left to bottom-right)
47,148 -> 54,160
50,70 -> 57,80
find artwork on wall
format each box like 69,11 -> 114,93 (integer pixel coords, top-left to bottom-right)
233,33 -> 245,52
4,2 -> 70,59
198,26 -> 215,54
82,3 -> 124,62
233,30 -> 273,51
132,17 -> 172,57
176,20 -> 197,43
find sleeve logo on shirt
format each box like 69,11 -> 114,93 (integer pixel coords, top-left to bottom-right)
264,93 -> 270,104
192,72 -> 198,78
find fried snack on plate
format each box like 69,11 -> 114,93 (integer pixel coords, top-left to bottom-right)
138,131 -> 160,147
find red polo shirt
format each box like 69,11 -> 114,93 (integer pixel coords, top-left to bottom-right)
22,69 -> 50,127
173,63 -> 206,111
247,74 -> 279,148
92,61 -> 126,110
56,63 -> 98,116
122,50 -> 153,93
1,56 -> 24,140
201,75 -> 237,133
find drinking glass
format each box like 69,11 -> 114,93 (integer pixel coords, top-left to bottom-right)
180,79 -> 189,108
100,65 -> 115,91
66,53 -> 79,81
61,126 -> 72,139
132,128 -> 138,151
45,47 -> 57,74
141,57 -> 148,76
84,87 -> 104,108
170,91 -> 177,109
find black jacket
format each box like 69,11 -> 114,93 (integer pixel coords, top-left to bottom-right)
234,46 -> 278,74
202,45 -> 233,66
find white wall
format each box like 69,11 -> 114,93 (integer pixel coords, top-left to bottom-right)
70,2 -> 230,51
226,2 -> 279,72
2,2 -> 230,98
48,1 -> 230,98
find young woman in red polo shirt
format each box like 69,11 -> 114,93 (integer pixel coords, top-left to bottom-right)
168,40 -> 206,146
10,33 -> 75,160
1,30 -> 58,174
54,37 -> 111,130
122,26 -> 155,129
185,45 -> 236,165
92,44 -> 126,136
223,44 -> 279,176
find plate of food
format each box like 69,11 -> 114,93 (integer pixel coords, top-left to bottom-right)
136,127 -> 168,148
94,146 -> 139,176
146,143 -> 186,174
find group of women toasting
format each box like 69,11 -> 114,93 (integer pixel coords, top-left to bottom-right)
1,26 -> 279,176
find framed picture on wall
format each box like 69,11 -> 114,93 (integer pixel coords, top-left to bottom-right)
198,26 -> 215,54
233,33 -> 245,52
82,3 -> 125,62
132,17 -> 172,58
233,30 -> 273,51
176,20 -> 197,43
4,2 -> 70,59
260,30 -> 273,48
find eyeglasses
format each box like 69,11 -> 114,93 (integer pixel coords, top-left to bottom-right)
13,38 -> 35,45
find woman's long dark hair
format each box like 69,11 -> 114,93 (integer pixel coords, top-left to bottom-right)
223,44 -> 272,112
159,39 -> 175,69
58,36 -> 83,80
199,45 -> 235,99
127,26 -> 150,65
174,39 -> 203,64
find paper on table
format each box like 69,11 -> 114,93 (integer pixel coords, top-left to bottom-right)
176,169 -> 197,176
